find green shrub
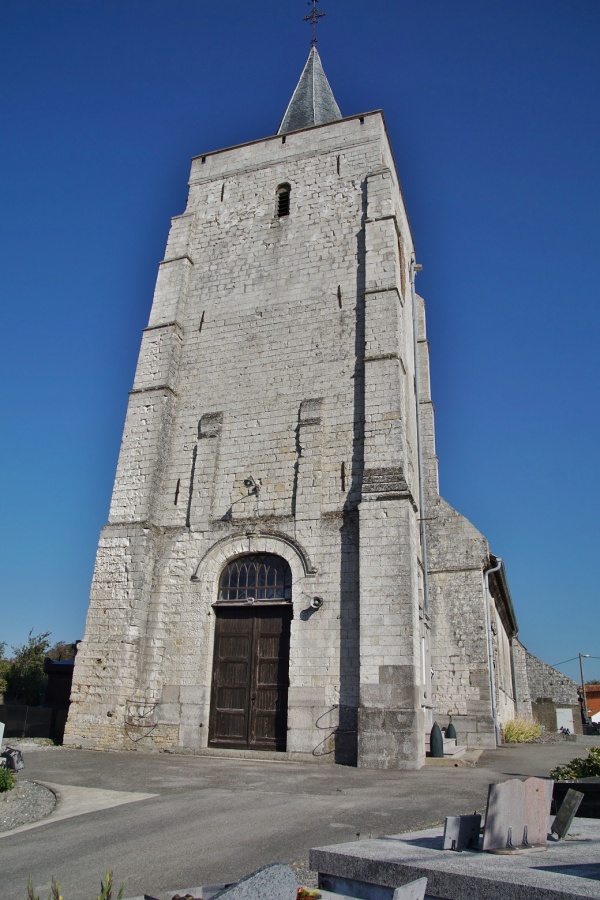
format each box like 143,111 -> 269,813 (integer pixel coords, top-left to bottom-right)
503,717 -> 542,743
0,767 -> 16,792
551,746 -> 600,781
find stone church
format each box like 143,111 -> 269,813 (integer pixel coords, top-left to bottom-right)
65,46 -> 522,768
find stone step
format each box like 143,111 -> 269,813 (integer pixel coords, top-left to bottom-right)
425,736 -> 467,758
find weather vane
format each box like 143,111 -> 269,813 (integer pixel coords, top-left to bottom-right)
304,0 -> 325,47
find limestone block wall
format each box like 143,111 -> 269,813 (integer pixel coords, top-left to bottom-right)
415,287 -> 511,748
66,523 -> 164,749
512,639 -> 580,733
491,602 -> 516,726
511,637 -> 533,717
357,159 -> 425,770
415,289 -> 496,746
522,643 -> 579,707
67,112 -> 426,767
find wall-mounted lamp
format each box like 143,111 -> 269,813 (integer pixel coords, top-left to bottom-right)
310,596 -> 324,610
243,476 -> 260,496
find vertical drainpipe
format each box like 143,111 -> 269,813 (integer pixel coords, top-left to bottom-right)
483,558 -> 502,746
410,258 -> 429,618
509,636 -> 519,717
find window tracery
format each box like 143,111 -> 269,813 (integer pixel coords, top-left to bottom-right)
218,553 -> 292,602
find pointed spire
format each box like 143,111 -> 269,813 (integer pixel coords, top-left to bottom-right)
277,47 -> 342,135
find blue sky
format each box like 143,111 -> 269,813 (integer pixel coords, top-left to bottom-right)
1,1 -> 598,685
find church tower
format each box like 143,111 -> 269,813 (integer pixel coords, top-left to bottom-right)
66,40 -> 518,767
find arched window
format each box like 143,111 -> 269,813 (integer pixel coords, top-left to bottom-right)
218,553 -> 292,602
276,183 -> 291,218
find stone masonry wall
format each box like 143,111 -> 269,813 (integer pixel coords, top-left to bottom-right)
522,642 -> 579,706
512,639 -> 580,733
357,156 -> 426,769
66,112 -> 427,767
512,636 -> 533,717
415,292 -> 514,749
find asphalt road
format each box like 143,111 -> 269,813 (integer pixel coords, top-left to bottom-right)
0,741 -> 578,899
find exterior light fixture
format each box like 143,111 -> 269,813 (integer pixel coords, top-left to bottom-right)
243,476 -> 259,495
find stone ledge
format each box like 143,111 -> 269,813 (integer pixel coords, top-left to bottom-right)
424,749 -> 483,768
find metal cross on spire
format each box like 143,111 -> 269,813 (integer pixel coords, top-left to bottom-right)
304,0 -> 326,47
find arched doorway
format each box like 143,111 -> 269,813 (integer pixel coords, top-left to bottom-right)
208,554 -> 292,751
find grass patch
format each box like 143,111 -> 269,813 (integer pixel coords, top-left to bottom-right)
503,717 -> 542,743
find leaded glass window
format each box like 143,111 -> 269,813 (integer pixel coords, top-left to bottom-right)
218,554 -> 292,602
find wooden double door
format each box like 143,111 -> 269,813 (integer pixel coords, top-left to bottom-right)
208,606 -> 291,751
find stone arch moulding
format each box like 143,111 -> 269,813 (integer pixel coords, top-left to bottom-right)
190,530 -> 317,604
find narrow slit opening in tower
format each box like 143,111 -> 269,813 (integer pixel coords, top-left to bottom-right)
277,184 -> 291,218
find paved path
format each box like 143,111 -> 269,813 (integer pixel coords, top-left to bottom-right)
0,741 -> 578,899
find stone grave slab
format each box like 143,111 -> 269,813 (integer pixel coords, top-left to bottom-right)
482,777 -> 552,852
211,863 -> 298,899
311,817 -> 600,899
442,814 -> 481,850
552,788 -> 585,840
522,777 -> 553,846
318,874 -> 427,899
391,879 -> 427,900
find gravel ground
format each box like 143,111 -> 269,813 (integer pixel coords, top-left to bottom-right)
530,732 -> 574,744
0,739 -> 60,832
289,859 -> 319,889
0,779 -> 56,832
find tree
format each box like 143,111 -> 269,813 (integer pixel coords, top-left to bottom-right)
47,640 -> 78,661
5,630 -> 51,705
0,641 -> 9,698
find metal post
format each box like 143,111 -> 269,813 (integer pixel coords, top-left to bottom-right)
579,653 -> 590,724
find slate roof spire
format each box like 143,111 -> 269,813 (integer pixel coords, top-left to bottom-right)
277,46 -> 342,135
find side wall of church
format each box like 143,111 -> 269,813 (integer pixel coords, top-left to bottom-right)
512,638 -> 533,718
415,294 -> 514,748
426,502 -> 497,748
491,601 -> 517,727
66,113 -> 427,767
513,640 -> 581,734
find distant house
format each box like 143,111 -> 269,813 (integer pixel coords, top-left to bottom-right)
584,684 -> 600,722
